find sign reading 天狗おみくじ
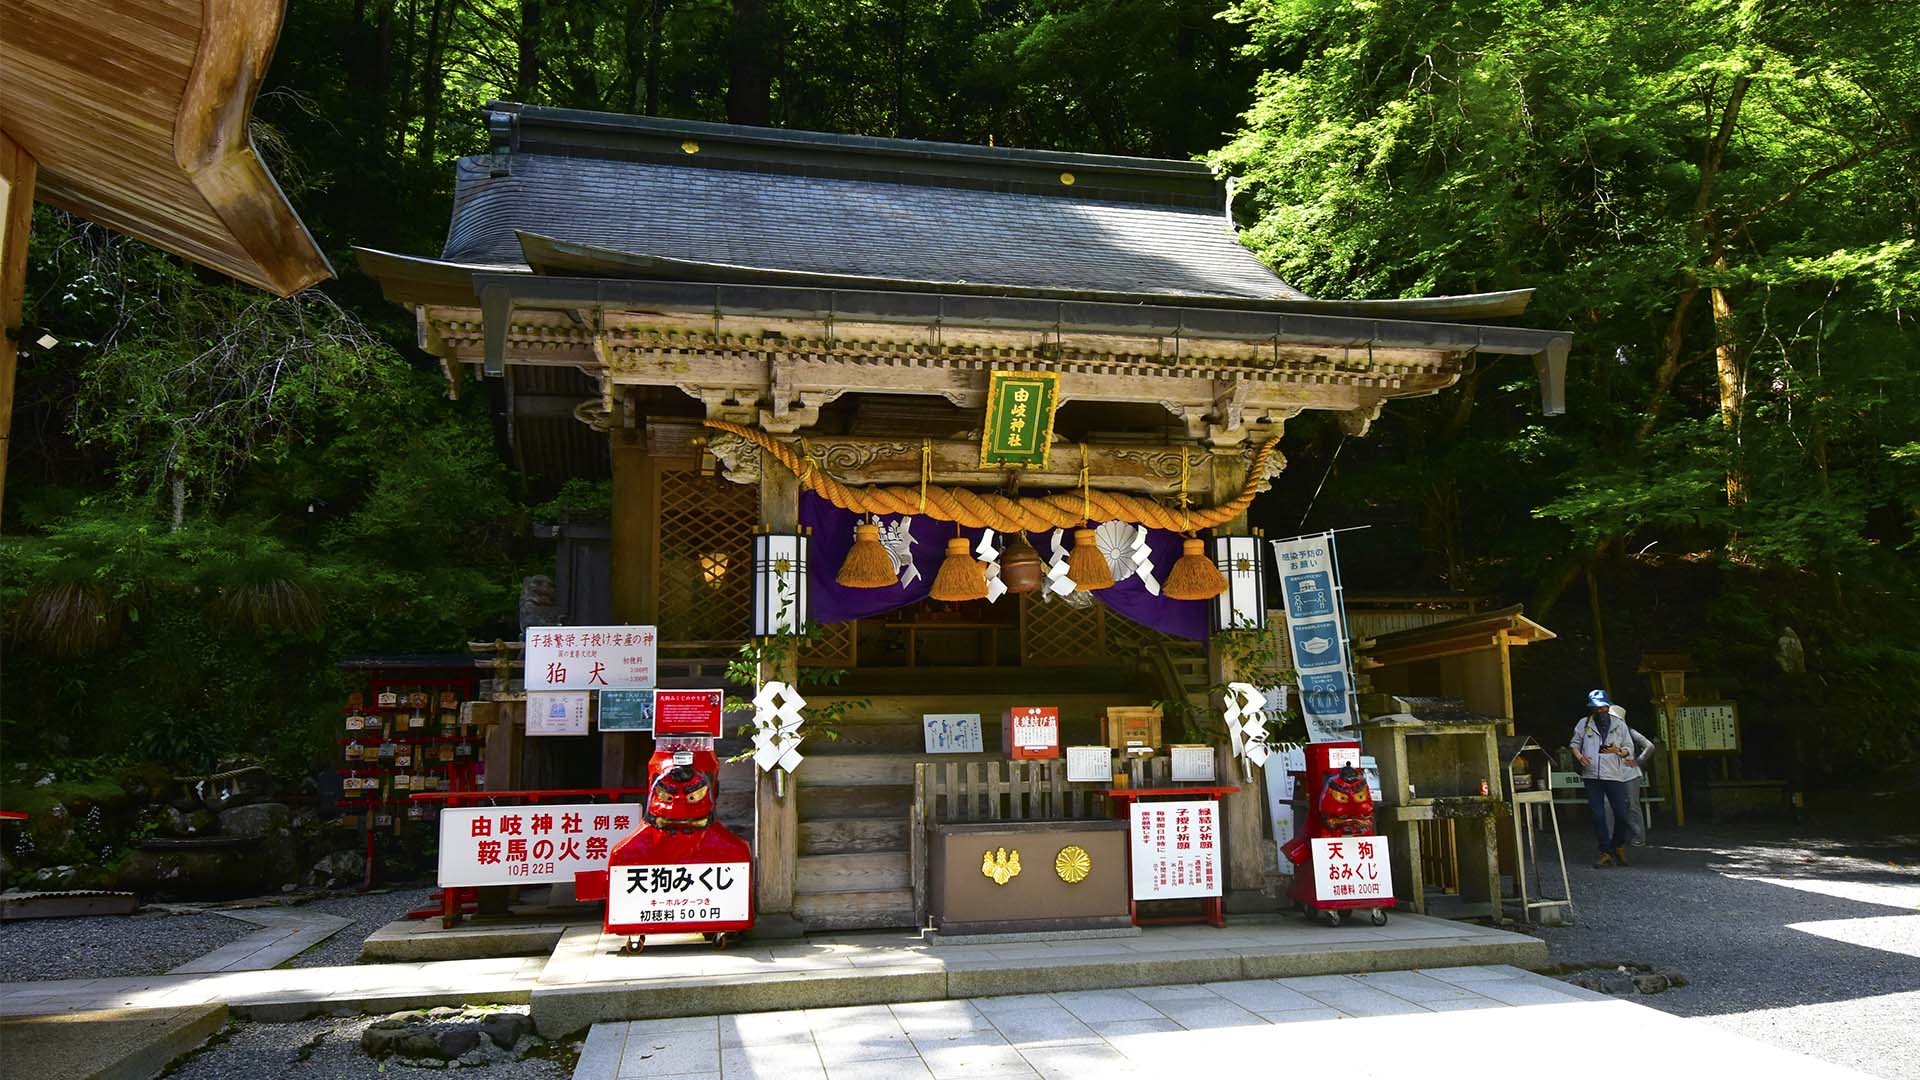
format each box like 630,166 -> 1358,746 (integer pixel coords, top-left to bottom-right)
437,803 -> 639,887
980,370 -> 1060,468
524,626 -> 657,691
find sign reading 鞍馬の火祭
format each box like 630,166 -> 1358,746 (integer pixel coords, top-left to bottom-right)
438,803 -> 640,887
1270,532 -> 1356,740
980,370 -> 1060,469
525,626 -> 657,691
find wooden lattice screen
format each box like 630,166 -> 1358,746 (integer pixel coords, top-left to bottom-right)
798,620 -> 857,667
1020,594 -> 1106,666
655,468 -> 757,645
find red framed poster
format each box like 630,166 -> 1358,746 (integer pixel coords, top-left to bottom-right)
653,688 -> 725,737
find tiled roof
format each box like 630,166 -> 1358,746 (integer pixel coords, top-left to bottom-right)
441,152 -> 1307,301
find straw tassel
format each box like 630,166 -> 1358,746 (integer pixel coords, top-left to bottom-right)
836,522 -> 898,588
1066,527 -> 1115,591
929,537 -> 989,602
1163,538 -> 1228,600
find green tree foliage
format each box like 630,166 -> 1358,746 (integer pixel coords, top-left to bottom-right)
1214,0 -> 1920,773
5,0 -> 1915,789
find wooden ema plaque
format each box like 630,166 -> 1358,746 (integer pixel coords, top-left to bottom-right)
1102,706 -> 1163,757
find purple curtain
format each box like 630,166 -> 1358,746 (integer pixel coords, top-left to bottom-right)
801,492 -> 1209,640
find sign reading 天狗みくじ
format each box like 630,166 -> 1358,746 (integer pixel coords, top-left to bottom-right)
980,370 -> 1060,468
524,626 -> 656,691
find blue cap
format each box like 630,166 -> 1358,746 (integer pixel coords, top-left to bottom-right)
1587,689 -> 1613,709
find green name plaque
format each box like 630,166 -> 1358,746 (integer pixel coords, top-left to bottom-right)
980,370 -> 1061,469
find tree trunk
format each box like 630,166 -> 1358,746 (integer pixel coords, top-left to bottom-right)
516,0 -> 543,101
1709,254 -> 1746,501
416,0 -> 454,166
726,0 -> 773,126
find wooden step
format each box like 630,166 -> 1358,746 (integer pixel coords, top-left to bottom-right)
796,852 -> 909,894
799,818 -> 909,856
793,888 -> 916,931
800,783 -> 913,820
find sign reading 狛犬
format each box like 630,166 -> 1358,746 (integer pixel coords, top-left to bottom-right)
980,371 -> 1060,469
525,625 -> 657,691
1270,533 -> 1356,741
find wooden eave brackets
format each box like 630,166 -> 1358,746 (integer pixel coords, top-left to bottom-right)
0,0 -> 332,296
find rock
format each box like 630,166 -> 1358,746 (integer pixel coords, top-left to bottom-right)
399,1032 -> 443,1059
308,850 -> 366,887
361,1026 -> 402,1058
480,1012 -> 530,1050
1632,973 -> 1670,993
118,846 -> 266,898
426,1006 -> 461,1020
201,767 -> 273,813
217,802 -> 290,841
436,1028 -> 480,1058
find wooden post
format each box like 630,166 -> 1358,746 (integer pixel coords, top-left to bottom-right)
1207,450 -> 1272,908
603,422 -> 651,788
753,460 -> 803,934
0,131 -> 38,526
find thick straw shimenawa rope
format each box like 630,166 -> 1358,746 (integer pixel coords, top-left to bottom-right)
704,420 -> 1278,533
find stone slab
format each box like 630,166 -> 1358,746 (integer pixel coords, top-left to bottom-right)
0,891 -> 139,921
533,966 -> 950,1040
0,1004 -> 226,1080
360,913 -> 598,963
924,926 -> 1142,946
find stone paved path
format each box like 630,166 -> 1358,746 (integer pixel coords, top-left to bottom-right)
572,966 -> 1877,1080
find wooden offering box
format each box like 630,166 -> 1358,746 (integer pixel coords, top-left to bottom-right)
929,820 -> 1131,935
1102,706 -> 1163,757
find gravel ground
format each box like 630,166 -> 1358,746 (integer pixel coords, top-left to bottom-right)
164,1011 -> 577,1080
1533,823 -> 1920,1079
0,909 -> 250,982
281,885 -> 437,968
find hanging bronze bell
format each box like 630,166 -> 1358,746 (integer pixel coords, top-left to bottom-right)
998,531 -> 1046,594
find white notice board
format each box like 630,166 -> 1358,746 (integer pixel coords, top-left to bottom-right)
1129,800 -> 1222,900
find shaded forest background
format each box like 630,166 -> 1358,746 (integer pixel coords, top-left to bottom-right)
3,0 -> 1916,798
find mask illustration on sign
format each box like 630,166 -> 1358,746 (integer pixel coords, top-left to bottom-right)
878,518 -> 920,587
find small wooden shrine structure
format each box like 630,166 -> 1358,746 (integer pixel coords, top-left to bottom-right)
360,102 -> 1571,931
0,0 -> 333,515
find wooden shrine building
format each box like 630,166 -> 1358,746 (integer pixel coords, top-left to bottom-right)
360,102 -> 1571,932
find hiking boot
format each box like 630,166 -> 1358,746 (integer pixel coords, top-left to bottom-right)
1613,846 -> 1630,866
1593,852 -> 1614,868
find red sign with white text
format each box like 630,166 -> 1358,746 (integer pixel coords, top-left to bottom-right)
653,689 -> 725,737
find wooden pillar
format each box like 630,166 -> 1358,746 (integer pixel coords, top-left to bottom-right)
603,422 -> 652,788
1207,449 -> 1273,907
0,131 -> 38,526
753,461 -> 803,935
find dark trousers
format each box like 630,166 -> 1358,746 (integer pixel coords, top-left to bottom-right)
1584,778 -> 1632,853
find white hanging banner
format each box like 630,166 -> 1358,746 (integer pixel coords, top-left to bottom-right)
1270,532 -> 1357,739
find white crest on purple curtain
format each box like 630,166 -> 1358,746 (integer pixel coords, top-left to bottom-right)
1094,520 -> 1160,595
878,517 -> 920,587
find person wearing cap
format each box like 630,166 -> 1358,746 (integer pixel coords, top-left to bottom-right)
1570,689 -> 1638,867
